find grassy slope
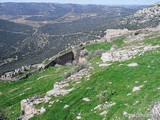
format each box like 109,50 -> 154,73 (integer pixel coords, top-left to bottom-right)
85,37 -> 124,51
32,49 -> 160,120
0,66 -> 71,119
0,33 -> 160,120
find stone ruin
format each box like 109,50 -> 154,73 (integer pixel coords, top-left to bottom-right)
101,45 -> 160,63
0,64 -> 44,81
19,67 -> 91,120
104,29 -> 131,41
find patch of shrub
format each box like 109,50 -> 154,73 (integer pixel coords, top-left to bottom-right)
63,63 -> 89,79
94,49 -> 106,56
87,50 -> 95,60
63,72 -> 71,79
0,110 -> 8,120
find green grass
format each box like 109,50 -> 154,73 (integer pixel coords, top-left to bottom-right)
1,35 -> 160,120
0,66 -> 71,119
32,48 -> 160,120
85,37 -> 125,51
143,33 -> 160,46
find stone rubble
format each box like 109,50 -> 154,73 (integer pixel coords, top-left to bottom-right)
100,111 -> 108,116
104,29 -> 131,41
46,69 -> 90,97
123,102 -> 160,119
20,68 -> 91,120
93,101 -> 116,117
150,102 -> 160,120
101,45 -> 160,63
20,99 -> 38,120
0,64 -> 44,81
76,113 -> 81,119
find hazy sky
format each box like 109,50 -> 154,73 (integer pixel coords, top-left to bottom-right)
0,0 -> 160,5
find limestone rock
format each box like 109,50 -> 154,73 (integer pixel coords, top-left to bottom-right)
20,99 -> 38,120
99,63 -> 111,67
132,85 -> 144,92
100,110 -> 107,116
64,105 -> 69,109
127,63 -> 138,67
101,45 -> 160,63
76,116 -> 81,120
150,102 -> 160,119
83,97 -> 90,102
40,107 -> 46,114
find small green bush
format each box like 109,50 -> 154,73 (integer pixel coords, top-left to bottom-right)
63,63 -> 89,79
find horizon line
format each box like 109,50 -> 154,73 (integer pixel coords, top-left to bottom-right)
0,2 -> 153,6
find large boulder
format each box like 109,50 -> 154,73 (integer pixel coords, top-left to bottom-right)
20,99 -> 38,120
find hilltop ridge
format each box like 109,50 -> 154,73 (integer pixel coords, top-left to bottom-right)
116,3 -> 160,29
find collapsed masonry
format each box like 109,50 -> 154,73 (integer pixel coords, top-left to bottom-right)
0,46 -> 84,81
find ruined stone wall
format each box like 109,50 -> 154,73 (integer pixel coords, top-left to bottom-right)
104,29 -> 131,41
44,51 -> 74,68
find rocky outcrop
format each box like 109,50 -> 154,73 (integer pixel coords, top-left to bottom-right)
124,28 -> 160,43
119,3 -> 160,28
104,29 -> 131,41
101,45 -> 160,63
150,102 -> 160,120
20,99 -> 38,120
127,63 -> 138,67
20,96 -> 50,120
44,51 -> 74,68
46,68 -> 90,97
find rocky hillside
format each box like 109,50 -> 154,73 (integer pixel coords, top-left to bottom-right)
0,3 -> 160,120
116,3 -> 160,29
0,26 -> 160,119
